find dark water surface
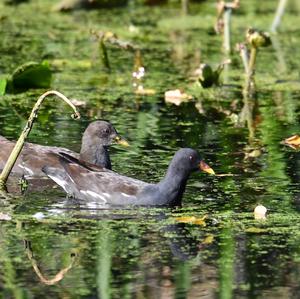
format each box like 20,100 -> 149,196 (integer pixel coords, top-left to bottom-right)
1,0 -> 300,298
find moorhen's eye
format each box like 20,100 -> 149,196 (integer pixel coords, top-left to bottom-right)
101,128 -> 110,135
189,155 -> 193,161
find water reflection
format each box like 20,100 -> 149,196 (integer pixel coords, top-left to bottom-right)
24,239 -> 76,286
2,208 -> 300,298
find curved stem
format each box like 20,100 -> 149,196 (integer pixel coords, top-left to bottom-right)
0,90 -> 80,187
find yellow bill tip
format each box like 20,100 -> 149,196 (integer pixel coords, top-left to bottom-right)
199,160 -> 215,175
115,136 -> 130,147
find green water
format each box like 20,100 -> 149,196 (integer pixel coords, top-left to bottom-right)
1,0 -> 300,298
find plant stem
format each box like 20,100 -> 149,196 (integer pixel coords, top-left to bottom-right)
270,0 -> 288,33
248,47 -> 257,76
238,44 -> 249,74
100,38 -> 110,70
244,47 -> 257,97
223,7 -> 232,53
181,0 -> 189,15
0,90 -> 80,187
240,96 -> 256,141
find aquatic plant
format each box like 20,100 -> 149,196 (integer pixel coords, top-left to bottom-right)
243,28 -> 271,97
235,43 -> 249,74
270,0 -> 288,33
215,0 -> 240,53
91,30 -> 137,71
196,60 -> 231,88
0,61 -> 52,95
181,0 -> 189,15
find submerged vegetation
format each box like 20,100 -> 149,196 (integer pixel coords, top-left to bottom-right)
0,0 -> 300,298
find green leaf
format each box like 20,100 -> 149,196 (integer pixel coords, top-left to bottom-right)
198,64 -> 217,88
0,78 -> 7,96
11,61 -> 52,90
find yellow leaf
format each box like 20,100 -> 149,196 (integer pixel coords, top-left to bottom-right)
175,215 -> 207,226
165,89 -> 192,106
202,235 -> 214,244
283,135 -> 300,150
135,87 -> 156,95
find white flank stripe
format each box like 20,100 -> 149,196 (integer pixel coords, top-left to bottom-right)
121,193 -> 131,198
47,175 -> 68,193
80,190 -> 107,203
18,164 -> 34,176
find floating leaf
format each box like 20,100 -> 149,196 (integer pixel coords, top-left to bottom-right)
0,213 -> 12,221
135,87 -> 156,96
202,234 -> 214,244
254,205 -> 267,220
164,89 -> 192,106
10,61 -> 52,90
283,135 -> 300,150
175,215 -> 207,226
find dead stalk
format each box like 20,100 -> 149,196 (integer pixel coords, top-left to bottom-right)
270,0 -> 288,33
215,0 -> 240,53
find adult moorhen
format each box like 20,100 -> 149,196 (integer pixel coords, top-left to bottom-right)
42,148 -> 215,207
0,120 -> 128,177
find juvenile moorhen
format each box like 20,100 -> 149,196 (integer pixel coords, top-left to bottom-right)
0,120 -> 128,177
42,148 -> 214,207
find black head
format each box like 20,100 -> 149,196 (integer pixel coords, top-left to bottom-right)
168,148 -> 214,176
82,120 -> 128,147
